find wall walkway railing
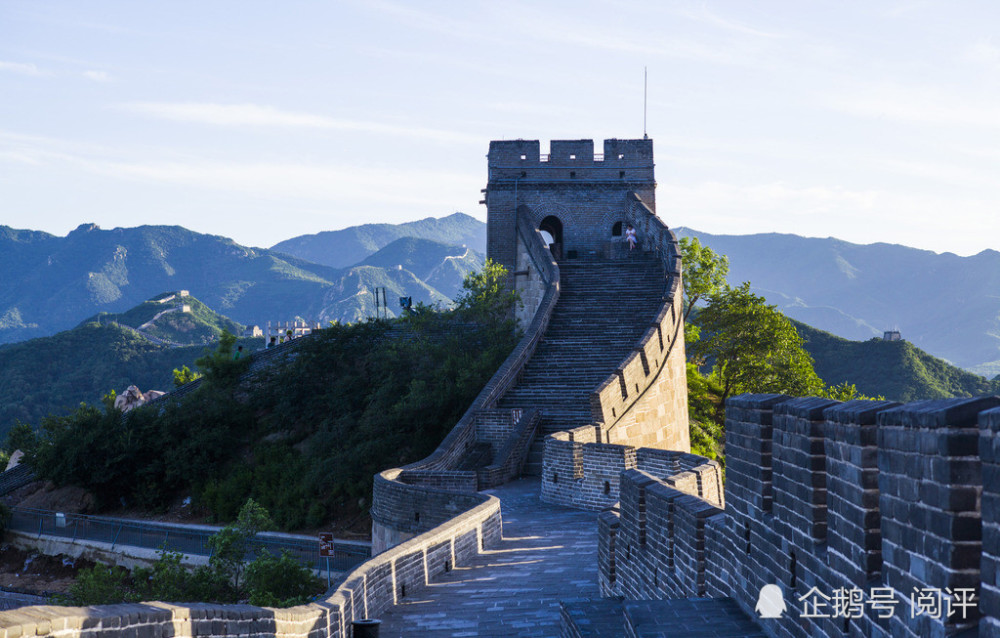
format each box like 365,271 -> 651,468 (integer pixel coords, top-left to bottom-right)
7,508 -> 370,574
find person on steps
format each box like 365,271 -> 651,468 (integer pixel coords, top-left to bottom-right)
625,224 -> 637,251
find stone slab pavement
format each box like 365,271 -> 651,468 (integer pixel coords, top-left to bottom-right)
376,478 -> 601,637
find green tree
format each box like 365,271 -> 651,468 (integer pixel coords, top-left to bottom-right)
678,237 -> 730,322
206,498 -> 275,595
691,282 -> 824,402
63,565 -> 137,605
686,363 -> 725,464
4,421 -> 37,456
60,502 -> 319,607
245,549 -> 322,607
172,365 -> 201,387
194,330 -> 247,386
820,381 -> 884,402
26,392 -> 139,508
454,258 -> 520,321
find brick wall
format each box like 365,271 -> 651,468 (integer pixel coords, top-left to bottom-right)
513,217 -> 557,328
610,469 -> 724,600
542,434 -> 722,511
876,398 -> 997,637
591,198 -> 690,453
823,400 -> 900,591
981,407 -> 1000,637
474,409 -> 517,454
604,395 -> 1000,638
486,139 -> 656,273
477,409 -> 541,489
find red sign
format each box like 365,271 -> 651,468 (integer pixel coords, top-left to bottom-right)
319,533 -> 335,557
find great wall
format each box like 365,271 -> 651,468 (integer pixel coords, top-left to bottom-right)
0,139 -> 997,637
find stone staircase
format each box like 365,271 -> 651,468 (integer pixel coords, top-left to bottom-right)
498,253 -> 666,475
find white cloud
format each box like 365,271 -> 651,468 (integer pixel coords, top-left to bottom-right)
116,102 -> 480,143
0,61 -> 45,76
83,70 -> 112,82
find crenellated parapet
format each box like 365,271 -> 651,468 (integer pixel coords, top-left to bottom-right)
485,138 -> 656,271
589,194 -> 688,449
602,394 -> 1000,638
543,423 -> 720,511
487,139 -> 655,183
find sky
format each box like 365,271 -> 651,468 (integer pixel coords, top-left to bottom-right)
1,1 -> 998,255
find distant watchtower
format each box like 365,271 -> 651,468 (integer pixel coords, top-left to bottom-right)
484,139 -> 656,271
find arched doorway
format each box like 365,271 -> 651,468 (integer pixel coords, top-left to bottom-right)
539,215 -> 563,260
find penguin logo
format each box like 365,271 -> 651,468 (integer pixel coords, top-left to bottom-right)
755,584 -> 786,618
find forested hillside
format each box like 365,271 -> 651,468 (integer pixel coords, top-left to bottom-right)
794,320 -> 1000,401
0,324 -> 208,434
11,264 -> 518,534
82,292 -> 244,346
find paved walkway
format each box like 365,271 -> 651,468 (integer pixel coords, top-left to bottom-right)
376,478 -> 600,637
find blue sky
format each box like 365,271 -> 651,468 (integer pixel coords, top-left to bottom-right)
1,1 -> 998,255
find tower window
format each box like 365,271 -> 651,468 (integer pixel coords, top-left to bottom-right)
612,222 -> 623,237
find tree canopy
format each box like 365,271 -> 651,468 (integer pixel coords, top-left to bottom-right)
678,236 -> 729,322
9,262 -> 520,532
679,238 -> 824,465
690,282 -> 824,402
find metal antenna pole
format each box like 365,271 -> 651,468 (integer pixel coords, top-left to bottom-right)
643,66 -> 648,139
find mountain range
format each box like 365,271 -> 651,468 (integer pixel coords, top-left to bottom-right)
270,212 -> 487,269
0,214 -> 486,345
2,214 -> 998,437
675,228 -> 1000,376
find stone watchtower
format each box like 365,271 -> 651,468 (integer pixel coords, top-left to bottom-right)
484,138 -> 656,270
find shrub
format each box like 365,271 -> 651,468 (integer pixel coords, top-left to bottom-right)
245,549 -> 322,607
64,565 -> 136,605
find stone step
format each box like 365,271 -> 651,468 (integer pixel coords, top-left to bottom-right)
455,442 -> 493,471
560,599 -> 625,638
494,255 -> 665,448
